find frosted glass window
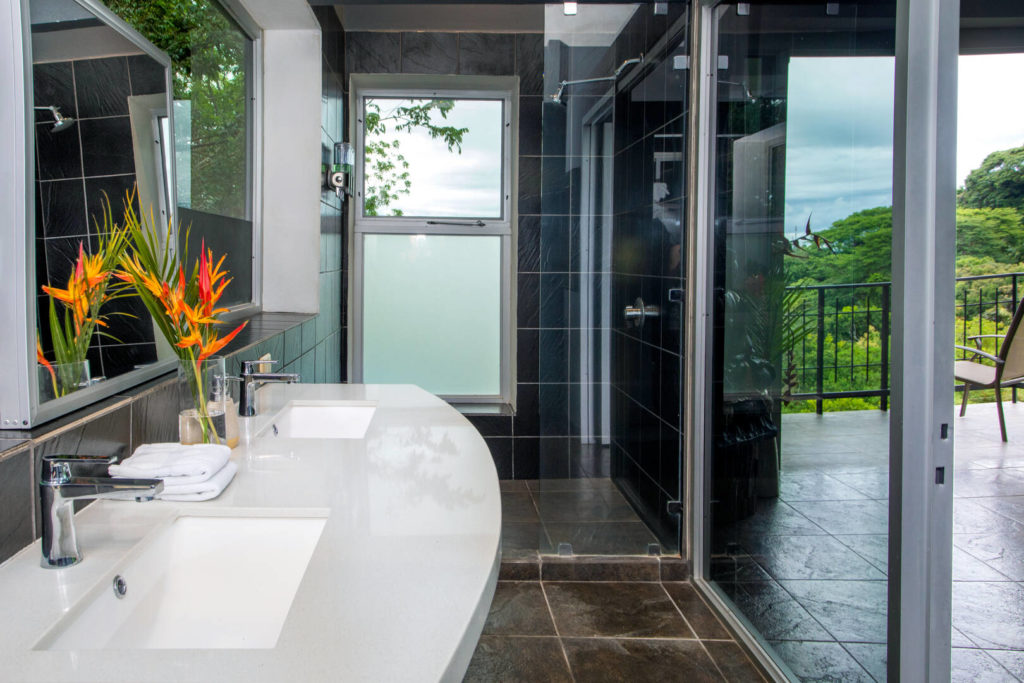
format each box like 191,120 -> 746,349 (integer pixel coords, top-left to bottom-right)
363,234 -> 501,396
362,98 -> 504,218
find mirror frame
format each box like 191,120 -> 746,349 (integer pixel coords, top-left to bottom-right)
0,0 -> 176,429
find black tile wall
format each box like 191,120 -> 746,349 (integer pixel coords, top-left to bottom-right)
33,54 -> 161,383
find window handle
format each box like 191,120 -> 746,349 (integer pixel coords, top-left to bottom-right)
425,220 -> 486,227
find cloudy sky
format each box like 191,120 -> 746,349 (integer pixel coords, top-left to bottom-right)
784,53 -> 1024,236
364,98 -> 503,218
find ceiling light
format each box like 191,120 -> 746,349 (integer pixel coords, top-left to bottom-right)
563,2 -> 578,16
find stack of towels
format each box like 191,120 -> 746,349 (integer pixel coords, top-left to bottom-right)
109,443 -> 238,502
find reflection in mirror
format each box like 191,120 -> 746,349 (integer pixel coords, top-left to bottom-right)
31,0 -> 174,405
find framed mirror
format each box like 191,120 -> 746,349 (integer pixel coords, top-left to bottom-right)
2,0 -> 178,429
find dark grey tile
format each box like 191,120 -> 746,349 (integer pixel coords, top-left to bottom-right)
127,55 -> 166,96
79,117 -> 135,177
562,637 -> 719,682
779,580 -> 887,644
85,175 -> 138,232
746,535 -> 887,581
502,491 -> 539,523
464,636 -> 571,683
834,534 -> 889,574
499,557 -> 539,581
953,469 -> 1024,499
709,555 -> 772,583
780,472 -> 870,502
955,523 -> 1024,580
663,582 -> 732,640
482,581 -> 556,636
129,380 -> 178,448
514,437 -> 540,479
536,490 -> 639,523
770,641 -> 873,682
518,96 -> 542,156
459,33 -> 514,75
722,580 -> 833,642
541,556 -> 659,582
704,640 -> 766,682
527,477 -> 617,493
989,648 -> 1024,680
35,121 -> 82,180
976,495 -> 1024,525
518,156 -> 541,215
73,57 -> 130,118
951,647 -> 1017,683
485,438 -> 514,479
401,32 -> 457,74
345,32 -> 400,77
518,214 -> 541,272
0,446 -> 34,563
788,500 -> 888,536
659,557 -> 690,582
952,581 -> 1024,649
843,643 -> 887,682
544,581 -> 694,638
518,273 -> 540,328
33,61 -> 76,122
516,34 -> 544,96
37,179 -> 86,238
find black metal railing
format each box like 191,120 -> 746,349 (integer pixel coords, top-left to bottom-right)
786,272 -> 1024,414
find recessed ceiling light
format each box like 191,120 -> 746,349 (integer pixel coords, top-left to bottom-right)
563,2 -> 578,16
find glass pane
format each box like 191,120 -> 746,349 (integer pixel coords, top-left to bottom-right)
109,0 -> 254,308
363,234 -> 501,395
708,3 -> 895,680
362,98 -> 503,218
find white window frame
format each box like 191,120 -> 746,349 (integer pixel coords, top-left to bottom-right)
349,75 -> 518,405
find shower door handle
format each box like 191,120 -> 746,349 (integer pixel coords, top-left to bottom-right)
624,298 -> 660,328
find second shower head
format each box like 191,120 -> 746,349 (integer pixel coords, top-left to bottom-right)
35,105 -> 76,133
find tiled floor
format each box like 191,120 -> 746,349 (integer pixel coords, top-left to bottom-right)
500,478 -> 660,558
464,579 -> 765,682
712,401 -> 1024,681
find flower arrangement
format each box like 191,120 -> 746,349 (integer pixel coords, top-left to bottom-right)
37,199 -> 130,398
115,191 -> 247,444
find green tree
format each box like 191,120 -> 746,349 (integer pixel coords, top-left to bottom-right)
363,99 -> 468,216
958,144 -> 1024,210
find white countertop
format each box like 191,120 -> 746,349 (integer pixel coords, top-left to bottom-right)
0,384 -> 502,682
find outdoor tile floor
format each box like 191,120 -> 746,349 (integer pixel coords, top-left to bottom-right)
713,401 -> 1024,681
464,580 -> 764,682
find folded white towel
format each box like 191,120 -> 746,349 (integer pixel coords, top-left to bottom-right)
109,443 -> 231,486
158,461 -> 238,502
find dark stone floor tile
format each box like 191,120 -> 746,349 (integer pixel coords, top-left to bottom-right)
704,640 -> 765,682
721,580 -> 833,642
710,555 -> 773,583
977,496 -> 1024,525
952,546 -> 1013,581
780,472 -> 869,502
527,477 -> 617,492
843,642 -> 887,682
562,638 -> 720,683
543,521 -> 657,555
989,648 -> 1024,679
788,500 -> 888,536
833,534 -> 889,574
500,479 -> 529,492
955,522 -> 1024,580
663,582 -> 732,640
953,469 -> 1024,499
951,647 -> 1017,682
719,499 -> 826,545
463,635 -> 571,683
952,581 -> 1024,649
541,556 -> 659,582
501,521 -> 549,558
778,580 -> 887,644
544,582 -> 693,638
770,641 -> 874,682
535,490 -> 639,523
483,582 -> 556,636
747,535 -> 886,581
954,499 -> 1019,535
502,491 -> 539,522
499,558 -> 540,581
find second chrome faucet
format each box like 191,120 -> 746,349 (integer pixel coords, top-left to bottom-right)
238,359 -> 300,417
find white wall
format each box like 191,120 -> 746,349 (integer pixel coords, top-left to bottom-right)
239,0 -> 322,313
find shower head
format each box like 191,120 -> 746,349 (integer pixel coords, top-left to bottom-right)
34,105 -> 76,133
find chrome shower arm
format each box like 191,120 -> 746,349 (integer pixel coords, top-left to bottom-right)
551,55 -> 644,103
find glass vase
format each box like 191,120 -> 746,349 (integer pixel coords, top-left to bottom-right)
38,360 -> 91,402
177,356 -> 228,445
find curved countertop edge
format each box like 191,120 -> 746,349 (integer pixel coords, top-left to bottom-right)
0,383 -> 502,682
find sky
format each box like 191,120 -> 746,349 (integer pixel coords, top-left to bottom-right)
783,53 -> 1024,236
364,98 -> 503,218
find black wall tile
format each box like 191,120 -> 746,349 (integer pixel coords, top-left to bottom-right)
518,215 -> 541,272
402,32 -> 457,74
518,156 -> 541,215
33,62 -> 76,121
0,447 -> 34,564
74,57 -> 130,118
127,55 -> 167,96
85,175 -> 139,229
518,328 -> 539,383
539,328 -> 568,384
79,117 -> 135,176
346,32 -> 401,78
485,437 -> 514,478
38,180 -> 86,238
35,122 -> 82,180
516,34 -> 544,96
459,33 -> 514,75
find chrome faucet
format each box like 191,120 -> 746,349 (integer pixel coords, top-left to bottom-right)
239,359 -> 300,417
39,454 -> 163,569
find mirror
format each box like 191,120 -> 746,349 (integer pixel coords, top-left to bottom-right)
30,0 -> 176,406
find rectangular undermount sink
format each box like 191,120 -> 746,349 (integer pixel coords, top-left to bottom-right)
35,514 -> 327,650
261,400 -> 377,439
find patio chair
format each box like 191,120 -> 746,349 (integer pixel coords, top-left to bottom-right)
955,300 -> 1024,441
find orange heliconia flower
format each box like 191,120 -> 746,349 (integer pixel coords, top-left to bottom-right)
42,242 -> 111,334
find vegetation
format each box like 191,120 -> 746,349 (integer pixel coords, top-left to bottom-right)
781,145 -> 1024,413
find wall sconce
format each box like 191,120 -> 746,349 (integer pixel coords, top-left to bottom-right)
325,142 -> 354,198
563,2 -> 578,16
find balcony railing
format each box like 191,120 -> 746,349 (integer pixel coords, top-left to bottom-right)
786,272 -> 1024,414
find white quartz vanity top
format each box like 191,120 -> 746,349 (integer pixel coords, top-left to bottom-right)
0,384 -> 501,682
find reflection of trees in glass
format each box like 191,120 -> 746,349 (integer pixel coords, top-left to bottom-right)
958,145 -> 1024,211
106,0 -> 248,219
363,99 -> 467,216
